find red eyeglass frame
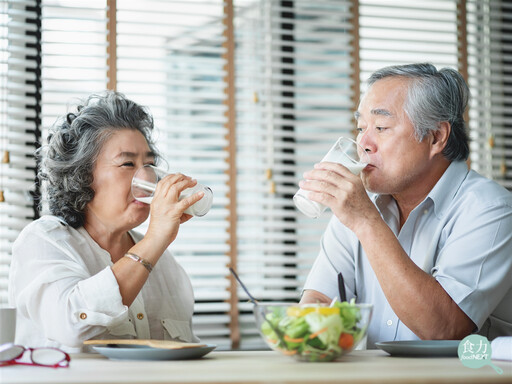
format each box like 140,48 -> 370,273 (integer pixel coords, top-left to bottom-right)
0,345 -> 70,368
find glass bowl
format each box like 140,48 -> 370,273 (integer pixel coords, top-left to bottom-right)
254,301 -> 373,362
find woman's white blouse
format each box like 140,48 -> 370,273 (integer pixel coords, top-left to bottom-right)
8,215 -> 199,352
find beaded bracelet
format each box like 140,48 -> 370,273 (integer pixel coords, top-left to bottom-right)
124,252 -> 153,273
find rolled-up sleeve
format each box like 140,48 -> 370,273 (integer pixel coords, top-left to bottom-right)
10,219 -> 131,348
74,267 -> 129,326
432,200 -> 512,330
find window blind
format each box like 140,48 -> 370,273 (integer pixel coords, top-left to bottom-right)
466,0 -> 512,190
40,0 -> 108,131
358,0 -> 459,88
233,0 -> 354,349
0,0 -> 39,304
115,0 -> 231,349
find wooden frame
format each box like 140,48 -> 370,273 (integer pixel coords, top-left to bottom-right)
350,0 -> 360,135
106,0 -> 117,91
222,0 -> 240,349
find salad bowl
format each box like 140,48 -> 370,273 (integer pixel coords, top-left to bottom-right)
254,301 -> 373,362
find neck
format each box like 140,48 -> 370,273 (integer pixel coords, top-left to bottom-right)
84,221 -> 134,263
393,159 -> 450,229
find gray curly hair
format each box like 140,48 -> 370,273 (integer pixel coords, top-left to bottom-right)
38,91 -> 160,228
367,63 -> 470,161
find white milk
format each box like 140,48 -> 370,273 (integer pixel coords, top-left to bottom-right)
294,137 -> 368,219
134,184 -> 213,217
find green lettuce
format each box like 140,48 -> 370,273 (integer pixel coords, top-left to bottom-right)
303,313 -> 342,346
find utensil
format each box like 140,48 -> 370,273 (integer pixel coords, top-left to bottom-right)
229,268 -> 287,346
338,272 -> 347,302
229,267 -> 258,304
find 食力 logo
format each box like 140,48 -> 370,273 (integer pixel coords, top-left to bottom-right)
458,335 -> 503,374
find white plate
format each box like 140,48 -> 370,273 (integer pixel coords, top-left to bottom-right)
375,340 -> 460,357
93,344 -> 216,361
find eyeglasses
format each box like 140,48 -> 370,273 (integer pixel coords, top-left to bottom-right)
0,343 -> 70,368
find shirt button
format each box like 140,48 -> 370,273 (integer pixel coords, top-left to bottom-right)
80,313 -> 87,320
386,319 -> 393,326
423,209 -> 429,215
137,313 -> 144,320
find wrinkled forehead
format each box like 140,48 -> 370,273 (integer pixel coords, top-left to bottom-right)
355,77 -> 410,120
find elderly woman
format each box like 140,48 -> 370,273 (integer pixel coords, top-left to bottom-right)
8,91 -> 203,352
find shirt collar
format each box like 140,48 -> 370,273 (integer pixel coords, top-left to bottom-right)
427,161 -> 469,218
371,161 -> 469,219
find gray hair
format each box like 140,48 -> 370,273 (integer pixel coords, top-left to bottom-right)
367,63 -> 470,161
38,91 -> 160,228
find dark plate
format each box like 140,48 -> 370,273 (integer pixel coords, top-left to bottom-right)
375,340 -> 460,357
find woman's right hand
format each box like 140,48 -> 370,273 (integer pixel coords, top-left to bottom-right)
144,173 -> 204,252
113,173 -> 203,308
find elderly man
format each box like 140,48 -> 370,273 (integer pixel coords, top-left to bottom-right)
299,63 -> 512,348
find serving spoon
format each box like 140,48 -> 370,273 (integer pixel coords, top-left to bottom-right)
229,268 -> 348,345
229,268 -> 287,346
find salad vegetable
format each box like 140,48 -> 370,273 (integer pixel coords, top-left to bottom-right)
259,299 -> 365,362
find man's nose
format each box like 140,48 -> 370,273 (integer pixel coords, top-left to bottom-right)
357,130 -> 373,153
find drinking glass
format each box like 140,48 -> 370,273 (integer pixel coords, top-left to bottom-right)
131,165 -> 213,217
293,136 -> 369,218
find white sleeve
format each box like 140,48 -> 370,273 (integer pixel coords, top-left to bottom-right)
9,221 -> 130,348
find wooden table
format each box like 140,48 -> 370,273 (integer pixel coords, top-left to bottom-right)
1,350 -> 511,384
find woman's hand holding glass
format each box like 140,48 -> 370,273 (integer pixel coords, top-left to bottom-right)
144,172 -> 204,247
131,164 -> 213,250
131,165 -> 213,217
110,171 -> 204,307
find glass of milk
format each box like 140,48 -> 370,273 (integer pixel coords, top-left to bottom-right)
131,165 -> 213,217
293,136 -> 369,218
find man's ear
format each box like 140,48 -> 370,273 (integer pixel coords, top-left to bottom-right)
431,121 -> 451,156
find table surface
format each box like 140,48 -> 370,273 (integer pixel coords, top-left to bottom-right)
1,349 -> 511,384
